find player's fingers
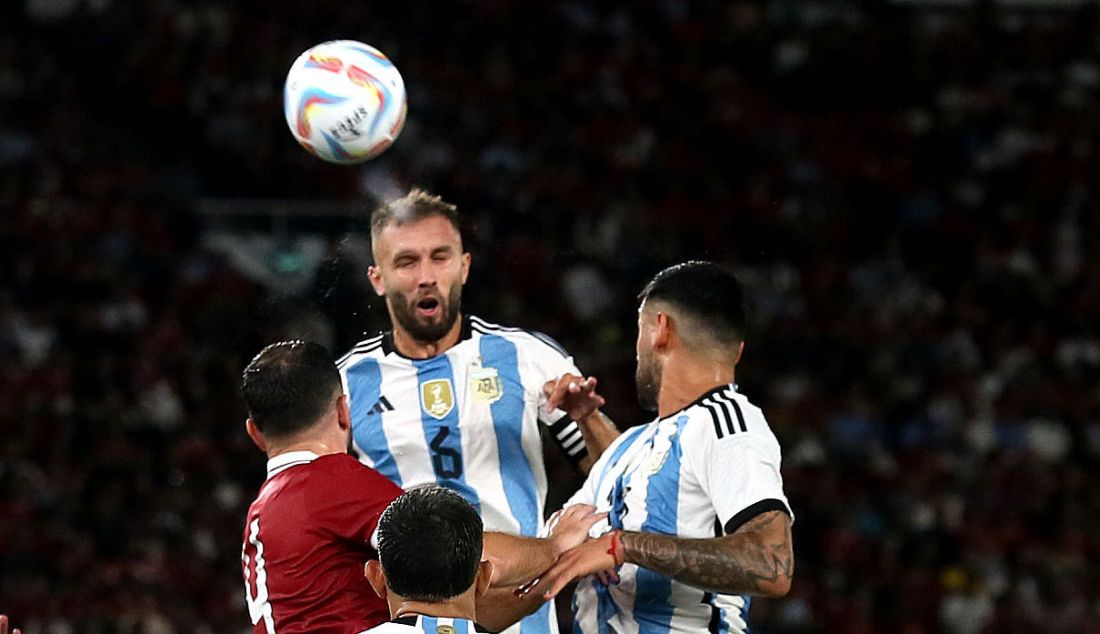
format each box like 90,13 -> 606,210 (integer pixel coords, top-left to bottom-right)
546,377 -> 574,410
573,510 -> 606,527
597,568 -> 621,586
1,614 -> 8,634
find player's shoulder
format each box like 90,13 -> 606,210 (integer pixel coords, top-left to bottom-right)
678,384 -> 774,443
337,333 -> 387,370
313,454 -> 398,487
468,314 -> 571,358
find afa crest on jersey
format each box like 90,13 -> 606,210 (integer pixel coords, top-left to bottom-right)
470,367 -> 504,404
420,378 -> 455,419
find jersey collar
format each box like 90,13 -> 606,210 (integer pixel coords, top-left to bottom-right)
391,615 -> 493,633
380,314 -> 475,358
266,450 -> 320,478
658,382 -> 739,422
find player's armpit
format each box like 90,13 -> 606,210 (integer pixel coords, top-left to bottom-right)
621,510 -> 794,597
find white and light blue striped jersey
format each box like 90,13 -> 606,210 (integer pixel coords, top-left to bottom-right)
363,614 -> 490,634
565,384 -> 792,634
338,315 -> 588,634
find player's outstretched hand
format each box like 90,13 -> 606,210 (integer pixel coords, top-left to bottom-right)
545,504 -> 607,555
544,373 -> 605,422
1,614 -> 22,634
520,531 -> 621,600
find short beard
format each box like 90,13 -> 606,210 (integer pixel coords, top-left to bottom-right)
635,350 -> 662,412
388,284 -> 462,343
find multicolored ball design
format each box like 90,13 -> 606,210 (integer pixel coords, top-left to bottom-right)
283,40 -> 407,164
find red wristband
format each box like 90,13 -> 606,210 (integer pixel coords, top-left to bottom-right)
607,530 -> 624,566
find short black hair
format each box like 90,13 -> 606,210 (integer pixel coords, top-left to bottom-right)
240,340 -> 341,438
638,261 -> 748,345
376,486 -> 484,602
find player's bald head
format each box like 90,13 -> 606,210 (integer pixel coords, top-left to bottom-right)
638,261 -> 747,358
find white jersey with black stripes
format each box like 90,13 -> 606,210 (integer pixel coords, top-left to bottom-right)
563,384 -> 792,634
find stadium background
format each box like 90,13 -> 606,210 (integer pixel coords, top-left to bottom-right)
2,1 -> 1100,632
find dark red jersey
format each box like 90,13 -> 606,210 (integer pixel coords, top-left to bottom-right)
241,451 -> 404,634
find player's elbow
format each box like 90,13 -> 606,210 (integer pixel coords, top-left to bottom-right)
756,574 -> 792,598
755,554 -> 794,598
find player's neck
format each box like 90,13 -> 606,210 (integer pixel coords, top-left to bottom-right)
657,354 -> 736,418
265,417 -> 346,459
391,595 -> 477,623
392,314 -> 464,359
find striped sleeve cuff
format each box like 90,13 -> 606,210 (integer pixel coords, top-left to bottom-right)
722,498 -> 792,535
547,415 -> 589,466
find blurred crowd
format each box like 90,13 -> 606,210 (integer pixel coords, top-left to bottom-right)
3,0 -> 1100,632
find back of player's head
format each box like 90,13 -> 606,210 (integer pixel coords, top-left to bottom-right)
376,486 -> 484,602
240,340 -> 341,439
370,188 -> 462,247
638,261 -> 748,349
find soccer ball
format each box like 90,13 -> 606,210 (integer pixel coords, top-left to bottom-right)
283,40 -> 407,164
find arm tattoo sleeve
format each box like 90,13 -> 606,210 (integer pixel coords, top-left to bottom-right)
620,510 -> 794,596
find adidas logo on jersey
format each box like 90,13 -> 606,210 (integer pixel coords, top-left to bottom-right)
367,396 -> 394,416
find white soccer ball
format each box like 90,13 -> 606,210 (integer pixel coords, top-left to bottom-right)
283,40 -> 407,164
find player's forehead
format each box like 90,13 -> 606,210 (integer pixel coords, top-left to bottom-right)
373,215 -> 462,257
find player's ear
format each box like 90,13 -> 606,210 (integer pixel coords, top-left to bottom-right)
336,394 -> 352,431
245,418 -> 267,452
365,560 -> 388,599
460,251 -> 471,285
732,341 -> 745,365
474,559 -> 494,598
367,265 -> 386,297
653,312 -> 672,351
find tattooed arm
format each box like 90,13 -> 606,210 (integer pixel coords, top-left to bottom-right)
528,510 -> 793,599
620,510 -> 793,597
